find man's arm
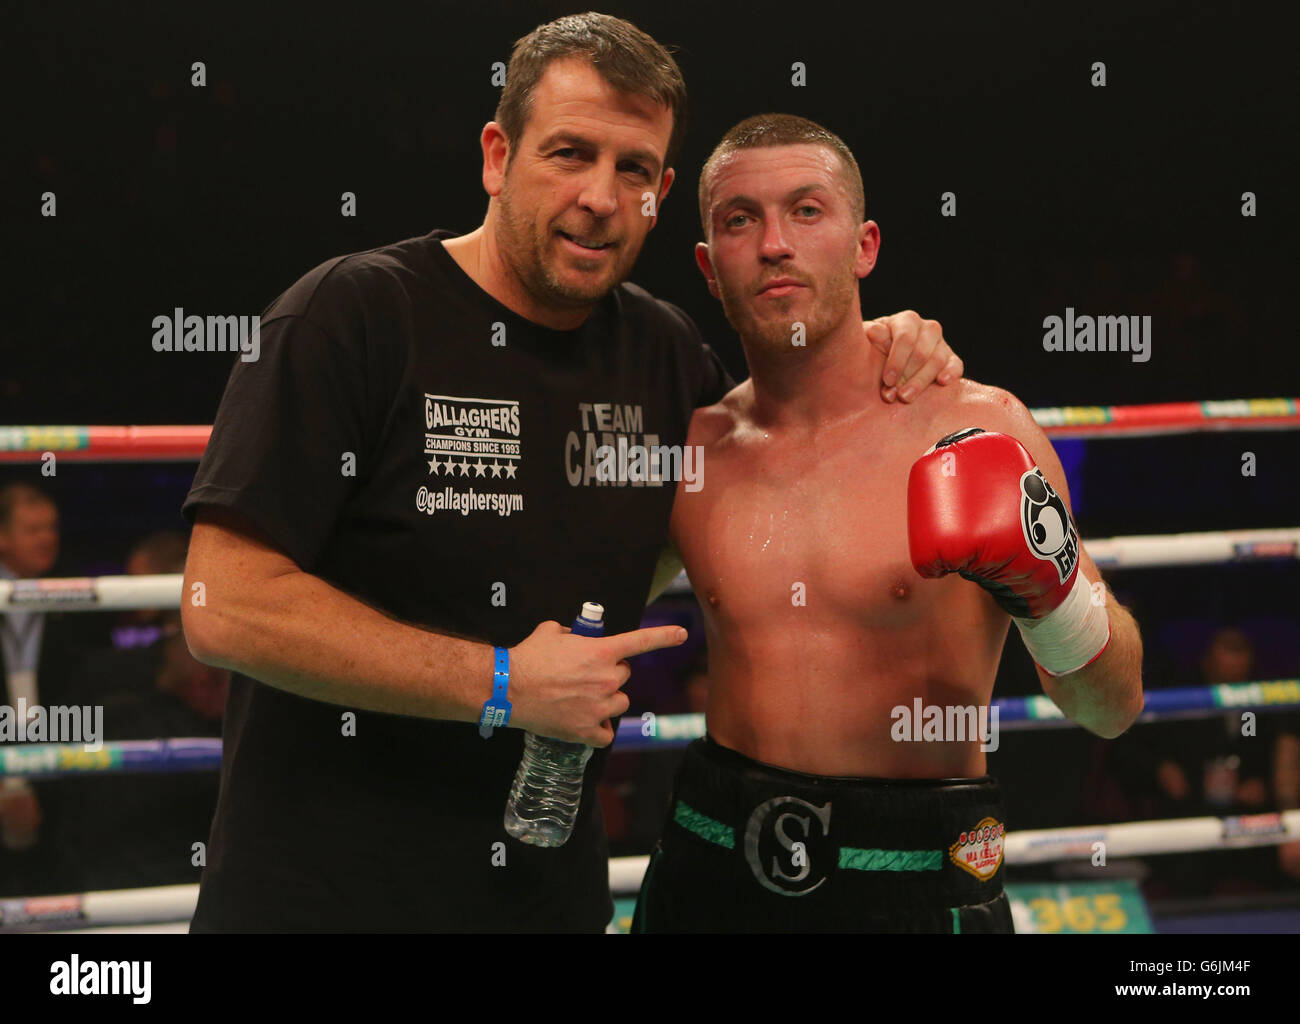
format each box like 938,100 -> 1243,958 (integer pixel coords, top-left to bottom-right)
182,507 -> 685,746
980,389 -> 1145,738
182,507 -> 492,721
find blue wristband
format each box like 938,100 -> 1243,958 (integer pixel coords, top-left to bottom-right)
478,647 -> 512,738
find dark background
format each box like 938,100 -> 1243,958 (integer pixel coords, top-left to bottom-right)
5,2 -> 1298,843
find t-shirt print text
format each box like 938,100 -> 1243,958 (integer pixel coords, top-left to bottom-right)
417,393 -> 524,518
566,401 -> 704,491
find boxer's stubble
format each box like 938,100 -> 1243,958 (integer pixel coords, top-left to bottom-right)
703,145 -> 870,365
715,241 -> 861,359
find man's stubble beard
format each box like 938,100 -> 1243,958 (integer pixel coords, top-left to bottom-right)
495,179 -> 637,309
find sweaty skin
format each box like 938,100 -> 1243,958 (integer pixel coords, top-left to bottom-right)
673,136 -> 1136,776
672,372 -> 1042,779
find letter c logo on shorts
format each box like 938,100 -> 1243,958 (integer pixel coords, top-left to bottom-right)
743,797 -> 832,897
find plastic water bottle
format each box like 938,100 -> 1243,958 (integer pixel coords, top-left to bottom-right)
504,602 -> 604,847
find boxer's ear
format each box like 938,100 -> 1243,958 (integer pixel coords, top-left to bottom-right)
694,242 -> 720,300
855,220 -> 881,279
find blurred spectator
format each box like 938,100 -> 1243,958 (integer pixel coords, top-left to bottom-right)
54,528 -> 227,891
1139,627 -> 1292,898
1,483 -> 62,707
112,530 -> 189,650
0,483 -> 108,894
56,628 -> 227,892
1155,629 -> 1270,815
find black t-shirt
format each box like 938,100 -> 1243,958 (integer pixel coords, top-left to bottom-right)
182,228 -> 732,931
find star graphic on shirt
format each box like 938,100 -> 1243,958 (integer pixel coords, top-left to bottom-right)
458,459 -> 471,476
504,461 -> 518,479
473,458 -> 487,477
427,457 -> 440,475
443,455 -> 457,474
489,461 -> 502,478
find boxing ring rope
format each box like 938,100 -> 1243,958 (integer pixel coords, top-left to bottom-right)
3,674 -> 1298,783
2,526 -> 1297,614
7,806 -> 1299,931
1,397 -> 1297,464
0,573 -> 181,612
1027,397 -> 1299,439
0,885 -> 198,932
2,399 -> 1296,930
0,740 -> 222,778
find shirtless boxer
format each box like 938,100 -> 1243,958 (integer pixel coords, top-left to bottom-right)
633,114 -> 1144,933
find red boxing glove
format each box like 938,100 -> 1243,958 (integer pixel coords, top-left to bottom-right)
909,427 -> 1109,674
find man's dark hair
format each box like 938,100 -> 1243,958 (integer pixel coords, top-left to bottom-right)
698,113 -> 865,238
0,483 -> 55,531
494,12 -> 689,178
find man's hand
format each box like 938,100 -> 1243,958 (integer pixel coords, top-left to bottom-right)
508,620 -> 688,747
864,311 -> 963,402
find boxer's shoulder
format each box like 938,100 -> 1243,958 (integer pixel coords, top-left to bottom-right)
924,379 -> 1036,438
686,379 -> 752,448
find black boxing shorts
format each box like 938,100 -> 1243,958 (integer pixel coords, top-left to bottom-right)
632,734 -> 1014,933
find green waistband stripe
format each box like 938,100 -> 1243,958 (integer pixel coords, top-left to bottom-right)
672,802 -> 943,869
838,847 -> 944,872
951,907 -> 962,934
674,801 -> 736,850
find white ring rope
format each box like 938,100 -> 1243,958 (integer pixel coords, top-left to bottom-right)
0,574 -> 182,613
1005,811 -> 1300,864
7,810 -> 1296,931
3,527 -> 1295,614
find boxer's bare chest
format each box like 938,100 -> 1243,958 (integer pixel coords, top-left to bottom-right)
673,406 -> 943,633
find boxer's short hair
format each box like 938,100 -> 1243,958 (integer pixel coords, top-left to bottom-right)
494,12 -> 689,176
698,114 -> 866,238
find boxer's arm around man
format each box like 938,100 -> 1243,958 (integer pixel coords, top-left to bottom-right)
182,506 -> 684,747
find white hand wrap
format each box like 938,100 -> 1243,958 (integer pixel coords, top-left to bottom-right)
1013,572 -> 1111,676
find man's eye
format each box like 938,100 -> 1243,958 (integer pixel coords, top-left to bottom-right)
726,214 -> 749,228
555,149 -> 581,160
797,205 -> 820,217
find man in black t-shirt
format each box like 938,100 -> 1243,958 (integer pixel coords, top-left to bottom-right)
181,13 -> 963,932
